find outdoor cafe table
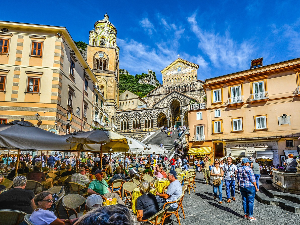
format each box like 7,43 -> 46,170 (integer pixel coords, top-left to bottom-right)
132,187 -> 156,213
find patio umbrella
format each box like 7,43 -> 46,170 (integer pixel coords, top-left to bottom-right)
66,129 -> 110,145
66,129 -> 110,170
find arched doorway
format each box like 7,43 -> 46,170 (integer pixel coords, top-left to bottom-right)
170,99 -> 181,128
157,112 -> 167,127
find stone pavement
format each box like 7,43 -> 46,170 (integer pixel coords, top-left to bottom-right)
173,172 -> 300,225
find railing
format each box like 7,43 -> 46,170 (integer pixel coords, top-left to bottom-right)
195,135 -> 205,141
250,91 -> 268,101
190,103 -> 206,110
227,96 -> 243,104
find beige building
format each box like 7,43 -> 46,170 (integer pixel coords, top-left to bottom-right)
188,58 -> 300,166
0,21 -> 107,134
119,90 -> 147,111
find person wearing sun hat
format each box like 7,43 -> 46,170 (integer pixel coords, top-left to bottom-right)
237,158 -> 259,221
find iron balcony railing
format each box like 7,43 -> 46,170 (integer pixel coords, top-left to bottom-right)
250,91 -> 268,101
190,103 -> 206,110
227,96 -> 243,104
195,135 -> 205,141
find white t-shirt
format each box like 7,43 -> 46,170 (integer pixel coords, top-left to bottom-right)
30,209 -> 57,225
211,167 -> 222,180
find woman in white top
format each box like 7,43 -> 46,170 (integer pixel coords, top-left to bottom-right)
211,160 -> 224,204
30,192 -> 76,225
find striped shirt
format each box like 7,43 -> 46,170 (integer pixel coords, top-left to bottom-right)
237,166 -> 256,188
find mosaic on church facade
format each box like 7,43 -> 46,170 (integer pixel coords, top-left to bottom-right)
116,58 -> 206,139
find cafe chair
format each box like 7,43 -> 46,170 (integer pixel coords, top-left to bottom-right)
0,209 -> 26,225
62,194 -> 86,219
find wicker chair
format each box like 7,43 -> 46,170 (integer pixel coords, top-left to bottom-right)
47,172 -> 57,180
122,182 -> 138,206
184,175 -> 195,195
24,214 -> 34,225
132,178 -> 141,187
160,195 -> 184,225
0,209 -> 26,225
25,180 -> 43,194
143,174 -> 154,183
69,182 -> 88,196
2,178 -> 13,189
144,205 -> 170,225
62,194 -> 86,219
111,179 -> 124,197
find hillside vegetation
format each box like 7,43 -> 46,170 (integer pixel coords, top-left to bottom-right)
119,72 -> 160,97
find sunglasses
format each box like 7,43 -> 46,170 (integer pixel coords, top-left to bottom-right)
42,199 -> 54,203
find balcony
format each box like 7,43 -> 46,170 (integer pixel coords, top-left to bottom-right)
250,91 -> 269,101
194,135 -> 205,141
190,103 -> 206,110
227,96 -> 243,105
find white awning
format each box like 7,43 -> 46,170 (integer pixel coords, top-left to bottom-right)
256,150 -> 273,159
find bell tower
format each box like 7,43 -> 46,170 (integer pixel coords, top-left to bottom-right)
86,14 -> 119,126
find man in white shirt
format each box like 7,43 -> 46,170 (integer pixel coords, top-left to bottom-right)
223,156 -> 237,203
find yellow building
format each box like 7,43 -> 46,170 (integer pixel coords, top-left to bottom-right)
0,21 -> 106,134
188,58 -> 300,166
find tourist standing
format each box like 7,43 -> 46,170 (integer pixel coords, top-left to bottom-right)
284,154 -> 297,173
211,160 -> 223,204
223,156 -> 237,203
203,156 -> 211,184
237,158 -> 259,221
250,158 -> 261,189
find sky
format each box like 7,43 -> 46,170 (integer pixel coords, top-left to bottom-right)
2,0 -> 300,83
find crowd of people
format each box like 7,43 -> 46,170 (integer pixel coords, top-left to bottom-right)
0,148 -> 298,224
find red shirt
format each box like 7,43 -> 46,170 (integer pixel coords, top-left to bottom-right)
170,159 -> 175,165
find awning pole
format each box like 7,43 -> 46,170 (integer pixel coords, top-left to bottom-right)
15,149 -> 20,177
100,144 -> 103,169
124,152 -> 126,175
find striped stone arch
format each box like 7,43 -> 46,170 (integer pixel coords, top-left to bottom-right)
130,112 -> 142,120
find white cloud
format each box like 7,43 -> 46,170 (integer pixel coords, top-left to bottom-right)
139,18 -> 155,35
118,38 -> 207,82
187,13 -> 255,70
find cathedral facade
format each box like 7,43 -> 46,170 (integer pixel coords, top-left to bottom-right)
116,58 -> 206,139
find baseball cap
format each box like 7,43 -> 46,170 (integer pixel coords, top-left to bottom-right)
86,194 -> 103,209
169,170 -> 177,179
242,158 -> 250,164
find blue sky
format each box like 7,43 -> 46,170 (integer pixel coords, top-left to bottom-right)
2,0 -> 300,83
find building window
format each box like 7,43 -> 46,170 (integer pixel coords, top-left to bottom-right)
195,125 -> 204,141
230,85 -> 242,103
70,59 -> 75,77
84,103 -> 88,118
232,118 -> 242,131
95,94 -> 98,103
94,52 -> 108,70
0,119 -> 7,124
196,112 -> 202,120
215,109 -> 221,118
0,76 -> 6,91
213,89 -> 221,103
94,110 -> 99,122
252,81 -> 265,100
213,120 -> 222,133
0,39 -> 9,54
255,116 -> 267,129
101,100 -> 103,107
31,41 -> 43,57
286,140 -> 293,147
68,88 -> 74,108
27,77 -> 40,93
85,78 -> 88,91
